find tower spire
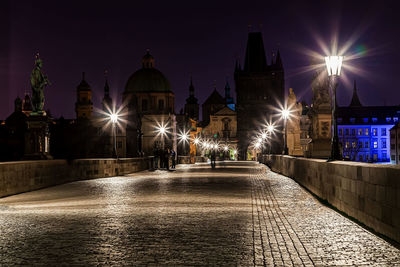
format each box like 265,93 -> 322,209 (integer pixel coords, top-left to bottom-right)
349,80 -> 362,107
189,75 -> 194,97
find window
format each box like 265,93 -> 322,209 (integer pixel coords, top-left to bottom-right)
358,141 -> 363,148
158,99 -> 164,110
352,141 -> 357,148
373,153 -> 378,161
386,117 -> 392,122
350,118 -> 356,123
358,128 -> 363,135
142,99 -> 148,111
345,129 -> 350,136
352,129 -> 356,136
372,128 -> 378,136
391,155 -> 396,161
381,128 -> 386,136
359,154 -> 363,161
382,139 -> 387,148
345,142 -> 349,149
363,118 -> 369,123
339,129 -> 343,136
373,139 -> 378,149
382,152 -> 387,160
366,154 -> 370,161
365,141 -> 369,148
365,128 -> 369,136
372,117 -> 378,123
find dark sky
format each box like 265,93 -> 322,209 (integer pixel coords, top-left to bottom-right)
1,0 -> 399,119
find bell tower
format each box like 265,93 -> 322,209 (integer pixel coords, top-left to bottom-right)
75,72 -> 93,119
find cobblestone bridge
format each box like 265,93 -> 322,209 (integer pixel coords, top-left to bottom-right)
0,161 -> 399,266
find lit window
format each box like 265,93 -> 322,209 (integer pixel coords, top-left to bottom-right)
386,117 -> 392,122
381,128 -> 386,136
372,128 -> 377,136
350,118 -> 356,123
363,118 -> 369,123
382,139 -> 387,148
372,117 -> 378,123
345,142 -> 349,148
373,140 -> 378,149
358,128 -> 363,135
365,141 -> 369,148
352,141 -> 357,148
365,128 -> 369,136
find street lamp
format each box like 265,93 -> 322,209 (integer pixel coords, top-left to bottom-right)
281,108 -> 290,155
110,113 -> 119,158
325,55 -> 343,161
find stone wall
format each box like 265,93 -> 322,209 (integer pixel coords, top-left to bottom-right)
260,155 -> 400,243
0,157 -> 152,198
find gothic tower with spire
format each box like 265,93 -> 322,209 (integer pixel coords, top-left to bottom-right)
184,76 -> 199,120
234,31 -> 285,158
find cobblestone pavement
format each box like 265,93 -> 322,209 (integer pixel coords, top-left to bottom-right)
0,161 -> 399,266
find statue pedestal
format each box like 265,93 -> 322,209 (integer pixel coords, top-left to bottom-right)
24,114 -> 53,160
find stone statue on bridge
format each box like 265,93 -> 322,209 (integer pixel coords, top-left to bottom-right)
30,53 -> 50,115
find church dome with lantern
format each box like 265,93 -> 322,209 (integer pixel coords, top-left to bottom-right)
124,51 -> 172,94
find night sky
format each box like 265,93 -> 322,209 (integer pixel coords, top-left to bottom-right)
1,0 -> 399,120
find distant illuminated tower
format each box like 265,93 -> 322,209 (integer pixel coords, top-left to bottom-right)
184,76 -> 199,120
75,72 -> 93,119
102,71 -> 113,112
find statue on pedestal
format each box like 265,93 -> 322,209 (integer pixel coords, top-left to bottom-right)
30,53 -> 50,115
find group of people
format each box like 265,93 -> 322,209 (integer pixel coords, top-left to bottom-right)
153,145 -> 176,170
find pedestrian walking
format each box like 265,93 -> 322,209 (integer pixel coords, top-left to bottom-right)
170,149 -> 176,169
164,147 -> 170,170
211,150 -> 216,169
153,143 -> 159,169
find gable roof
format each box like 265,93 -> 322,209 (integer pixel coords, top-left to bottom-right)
214,106 -> 236,116
203,89 -> 225,106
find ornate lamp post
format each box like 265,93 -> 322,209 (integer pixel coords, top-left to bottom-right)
325,55 -> 343,161
110,113 -> 119,158
281,109 -> 290,155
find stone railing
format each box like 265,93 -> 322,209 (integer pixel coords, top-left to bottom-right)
0,157 -> 152,198
259,154 -> 400,243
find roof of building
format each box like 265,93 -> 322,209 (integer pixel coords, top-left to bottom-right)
203,88 -> 225,106
337,105 -> 400,125
243,32 -> 267,72
124,52 -> 172,94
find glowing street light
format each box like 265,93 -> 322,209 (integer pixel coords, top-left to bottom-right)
194,137 -> 200,145
261,132 -> 267,139
325,55 -> 344,161
267,124 -> 275,133
109,113 -> 119,158
224,146 -> 228,151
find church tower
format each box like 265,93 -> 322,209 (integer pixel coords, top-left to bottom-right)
184,76 -> 199,120
234,31 -> 285,158
102,71 -> 113,112
75,72 -> 93,119
224,79 -> 235,110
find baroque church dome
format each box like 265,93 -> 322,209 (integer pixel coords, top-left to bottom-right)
124,51 -> 172,93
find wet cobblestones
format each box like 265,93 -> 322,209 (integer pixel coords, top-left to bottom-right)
0,161 -> 399,266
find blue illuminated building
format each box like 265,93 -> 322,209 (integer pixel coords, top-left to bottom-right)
337,81 -> 400,163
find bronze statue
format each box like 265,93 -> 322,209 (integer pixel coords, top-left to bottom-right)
30,54 -> 50,114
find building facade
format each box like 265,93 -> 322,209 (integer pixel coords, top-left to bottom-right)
337,82 -> 400,163
390,122 -> 400,164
